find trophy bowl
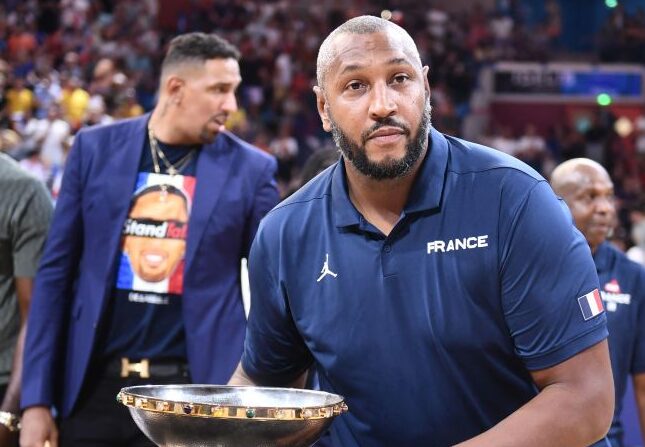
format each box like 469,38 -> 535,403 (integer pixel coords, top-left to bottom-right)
117,384 -> 348,447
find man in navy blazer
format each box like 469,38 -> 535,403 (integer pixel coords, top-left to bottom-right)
20,33 -> 279,446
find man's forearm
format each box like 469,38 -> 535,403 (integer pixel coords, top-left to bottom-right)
454,381 -> 612,447
1,325 -> 26,413
227,363 -> 258,386
455,341 -> 613,447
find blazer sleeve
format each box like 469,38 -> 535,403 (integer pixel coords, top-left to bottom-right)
242,156 -> 279,258
21,132 -> 87,410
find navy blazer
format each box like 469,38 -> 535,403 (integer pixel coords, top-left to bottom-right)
21,114 -> 279,416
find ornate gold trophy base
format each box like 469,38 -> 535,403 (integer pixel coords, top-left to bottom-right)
117,385 -> 348,447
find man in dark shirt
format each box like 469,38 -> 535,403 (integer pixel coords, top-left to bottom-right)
20,32 -> 279,447
229,15 -> 614,447
552,158 -> 645,447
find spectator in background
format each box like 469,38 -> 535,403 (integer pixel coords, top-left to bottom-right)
114,88 -> 144,119
551,158 -> 645,447
5,77 -> 34,116
84,96 -> 114,127
627,220 -> 645,266
299,148 -> 340,186
18,147 -> 48,183
269,120 -> 299,190
489,125 -> 518,157
585,110 -> 612,166
516,124 -> 552,175
23,104 -> 70,170
0,152 -> 52,446
60,76 -> 89,129
32,74 -> 62,119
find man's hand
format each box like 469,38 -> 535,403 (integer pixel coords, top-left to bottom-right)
20,406 -> 58,447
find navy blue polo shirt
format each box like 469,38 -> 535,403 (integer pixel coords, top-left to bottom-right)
594,242 -> 645,447
243,127 -> 608,447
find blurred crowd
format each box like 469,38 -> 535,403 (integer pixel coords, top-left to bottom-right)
1,0 -> 645,249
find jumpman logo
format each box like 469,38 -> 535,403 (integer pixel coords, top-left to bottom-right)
317,253 -> 338,282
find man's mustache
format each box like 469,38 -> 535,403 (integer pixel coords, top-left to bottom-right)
361,118 -> 410,144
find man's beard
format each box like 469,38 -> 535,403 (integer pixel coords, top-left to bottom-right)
329,97 -> 431,180
199,114 -> 228,144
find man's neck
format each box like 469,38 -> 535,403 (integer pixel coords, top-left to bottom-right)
148,103 -> 193,145
345,148 -> 427,236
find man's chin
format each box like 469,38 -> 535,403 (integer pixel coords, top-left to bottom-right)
200,132 -> 218,144
139,269 -> 169,283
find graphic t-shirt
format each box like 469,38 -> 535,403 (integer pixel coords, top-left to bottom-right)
101,136 -> 200,360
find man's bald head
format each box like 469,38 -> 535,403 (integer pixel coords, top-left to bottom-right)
550,158 -> 615,252
316,15 -> 422,89
550,158 -> 611,197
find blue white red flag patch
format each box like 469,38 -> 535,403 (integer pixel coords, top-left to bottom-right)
577,289 -> 604,321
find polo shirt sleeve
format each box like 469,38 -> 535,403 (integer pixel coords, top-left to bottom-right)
630,270 -> 645,374
241,221 -> 313,385
499,179 -> 607,371
12,178 -> 53,278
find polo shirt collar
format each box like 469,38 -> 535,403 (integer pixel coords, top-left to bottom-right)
593,241 -> 612,273
332,126 -> 449,228
405,126 -> 449,213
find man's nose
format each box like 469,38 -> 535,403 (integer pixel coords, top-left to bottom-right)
221,91 -> 238,113
368,82 -> 397,120
595,196 -> 614,214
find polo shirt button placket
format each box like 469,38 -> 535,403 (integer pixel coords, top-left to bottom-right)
382,242 -> 396,276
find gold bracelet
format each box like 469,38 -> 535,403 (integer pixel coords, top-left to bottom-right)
0,411 -> 21,432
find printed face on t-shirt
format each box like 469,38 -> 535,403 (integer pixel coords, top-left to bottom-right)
123,190 -> 188,282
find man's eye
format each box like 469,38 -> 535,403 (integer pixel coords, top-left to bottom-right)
392,74 -> 410,84
346,82 -> 363,91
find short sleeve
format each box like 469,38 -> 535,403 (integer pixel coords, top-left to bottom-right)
500,180 -> 607,371
12,179 -> 53,277
241,223 -> 313,385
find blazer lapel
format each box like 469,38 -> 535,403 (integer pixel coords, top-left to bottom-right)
185,132 -> 236,273
103,115 -> 148,279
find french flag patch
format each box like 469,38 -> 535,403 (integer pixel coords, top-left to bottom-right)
577,289 -> 604,321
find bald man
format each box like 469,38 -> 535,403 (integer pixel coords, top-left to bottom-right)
552,159 -> 645,447
229,15 -> 614,447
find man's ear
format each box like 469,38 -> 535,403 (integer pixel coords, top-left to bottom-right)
313,85 -> 332,132
163,75 -> 185,105
422,65 -> 431,98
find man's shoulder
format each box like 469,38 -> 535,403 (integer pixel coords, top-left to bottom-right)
444,133 -> 544,183
77,115 -> 145,141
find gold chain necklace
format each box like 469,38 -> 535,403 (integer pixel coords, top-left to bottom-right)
148,126 -> 195,176
147,126 -> 195,202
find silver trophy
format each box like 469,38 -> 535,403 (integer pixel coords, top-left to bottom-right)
117,385 -> 348,446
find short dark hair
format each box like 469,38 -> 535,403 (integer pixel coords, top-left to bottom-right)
161,32 -> 240,77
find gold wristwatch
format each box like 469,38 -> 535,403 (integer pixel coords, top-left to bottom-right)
0,411 -> 21,432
